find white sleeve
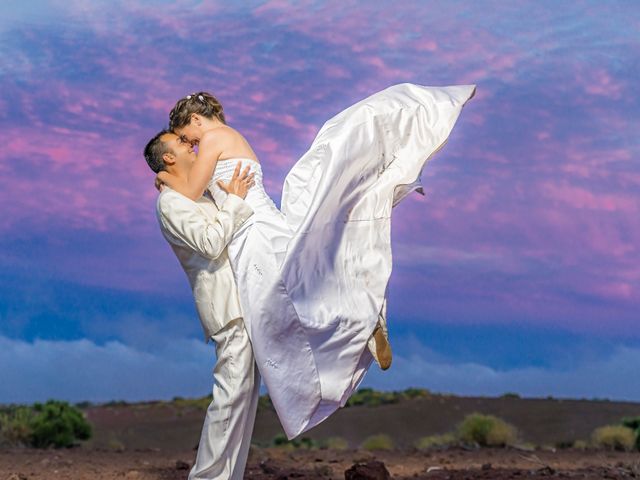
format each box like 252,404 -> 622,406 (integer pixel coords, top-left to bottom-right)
158,192 -> 253,260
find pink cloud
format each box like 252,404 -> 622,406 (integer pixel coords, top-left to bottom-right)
540,181 -> 637,212
2,0 -> 638,334
581,69 -> 625,99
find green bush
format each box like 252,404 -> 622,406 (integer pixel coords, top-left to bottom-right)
361,434 -> 394,450
345,387 -> 432,408
590,425 -> 635,451
272,432 -> 290,447
171,395 -> 211,410
271,433 -> 318,449
30,400 -> 92,448
346,388 -> 398,407
414,432 -> 457,450
500,392 -> 521,399
0,400 -> 92,448
103,400 -> 129,407
399,388 -> 431,400
258,394 -> 274,411
621,416 -> 640,450
0,406 -> 35,446
456,412 -> 518,447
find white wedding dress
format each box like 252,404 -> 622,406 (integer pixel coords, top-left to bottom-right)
208,82 -> 476,439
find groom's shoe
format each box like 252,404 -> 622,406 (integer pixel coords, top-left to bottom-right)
368,318 -> 392,371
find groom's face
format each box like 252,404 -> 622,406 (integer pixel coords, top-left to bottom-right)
161,133 -> 196,166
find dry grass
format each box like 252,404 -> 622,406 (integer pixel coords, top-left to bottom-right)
361,434 -> 394,450
590,425 -> 636,451
456,412 -> 518,447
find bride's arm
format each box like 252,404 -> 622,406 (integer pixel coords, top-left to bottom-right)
157,131 -> 223,200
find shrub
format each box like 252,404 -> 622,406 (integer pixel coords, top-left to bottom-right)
271,433 -> 318,449
621,416 -> 640,450
555,440 -> 575,449
590,425 -> 635,451
400,388 -> 431,400
107,437 -> 126,451
258,394 -> 274,411
361,434 -> 394,451
346,388 -> 398,407
500,392 -> 520,399
0,406 -> 35,446
30,400 -> 92,448
323,436 -> 349,450
572,440 -> 588,450
414,433 -> 457,450
456,413 -> 518,447
343,388 -> 431,408
272,432 -> 290,447
0,400 -> 92,448
172,396 -> 210,410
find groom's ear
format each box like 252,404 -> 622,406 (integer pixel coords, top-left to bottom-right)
191,112 -> 201,126
162,152 -> 176,166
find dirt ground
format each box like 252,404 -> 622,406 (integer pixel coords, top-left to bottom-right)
1,446 -> 639,480
81,394 -> 640,451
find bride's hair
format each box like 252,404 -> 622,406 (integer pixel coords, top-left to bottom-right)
169,92 -> 226,130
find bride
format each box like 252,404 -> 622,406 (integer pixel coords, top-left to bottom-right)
156,83 -> 476,439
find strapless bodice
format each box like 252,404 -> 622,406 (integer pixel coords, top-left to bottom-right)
208,158 -> 279,215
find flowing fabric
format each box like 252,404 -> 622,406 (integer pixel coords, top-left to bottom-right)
208,82 -> 476,439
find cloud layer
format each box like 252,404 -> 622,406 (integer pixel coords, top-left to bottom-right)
0,1 -> 638,401
2,333 -> 639,404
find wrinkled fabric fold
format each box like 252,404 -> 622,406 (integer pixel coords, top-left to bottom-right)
209,83 -> 476,439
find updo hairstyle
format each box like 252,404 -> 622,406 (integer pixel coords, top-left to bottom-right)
169,91 -> 226,130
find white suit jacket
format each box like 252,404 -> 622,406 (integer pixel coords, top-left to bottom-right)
156,188 -> 253,341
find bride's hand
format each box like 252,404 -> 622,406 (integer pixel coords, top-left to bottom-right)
217,162 -> 255,199
156,171 -> 177,192
154,175 -> 165,192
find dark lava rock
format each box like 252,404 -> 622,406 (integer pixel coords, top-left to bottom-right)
481,463 -> 492,470
260,458 -> 280,475
536,465 -> 556,476
175,459 -> 190,470
314,464 -> 333,476
345,460 -> 391,480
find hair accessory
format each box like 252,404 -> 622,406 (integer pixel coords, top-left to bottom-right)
186,95 -> 192,100
198,95 -> 204,102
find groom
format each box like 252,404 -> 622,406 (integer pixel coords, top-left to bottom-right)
144,129 -> 258,480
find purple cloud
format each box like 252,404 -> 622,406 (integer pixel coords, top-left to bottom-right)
0,0 -> 638,382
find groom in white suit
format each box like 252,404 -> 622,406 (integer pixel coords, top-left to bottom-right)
144,129 -> 258,480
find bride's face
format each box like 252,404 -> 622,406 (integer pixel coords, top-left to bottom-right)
175,114 -> 205,144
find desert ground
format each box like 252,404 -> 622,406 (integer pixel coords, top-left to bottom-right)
2,445 -> 640,479
2,393 -> 639,479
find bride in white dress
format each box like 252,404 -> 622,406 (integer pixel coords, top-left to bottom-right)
157,83 -> 476,439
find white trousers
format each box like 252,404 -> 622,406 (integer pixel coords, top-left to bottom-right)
189,317 -> 261,480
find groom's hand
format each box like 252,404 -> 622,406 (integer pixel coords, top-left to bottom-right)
217,162 -> 255,199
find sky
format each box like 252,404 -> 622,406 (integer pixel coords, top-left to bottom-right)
0,0 -> 639,404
